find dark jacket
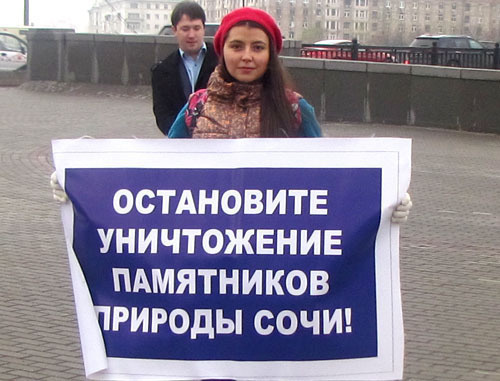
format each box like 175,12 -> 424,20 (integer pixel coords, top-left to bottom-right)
151,43 -> 218,135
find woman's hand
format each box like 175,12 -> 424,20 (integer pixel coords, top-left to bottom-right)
391,193 -> 412,223
50,171 -> 68,203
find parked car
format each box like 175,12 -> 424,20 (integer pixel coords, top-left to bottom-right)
301,39 -> 397,63
158,23 -> 220,37
410,35 -> 485,49
405,34 -> 493,67
313,39 -> 352,46
0,32 -> 27,71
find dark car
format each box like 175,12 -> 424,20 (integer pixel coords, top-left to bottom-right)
406,34 -> 494,68
410,35 -> 485,49
158,23 -> 220,37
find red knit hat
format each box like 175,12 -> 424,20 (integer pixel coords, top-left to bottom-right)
213,7 -> 283,56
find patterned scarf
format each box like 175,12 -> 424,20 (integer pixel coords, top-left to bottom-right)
191,65 -> 263,139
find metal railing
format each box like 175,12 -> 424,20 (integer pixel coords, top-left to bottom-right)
300,40 -> 500,70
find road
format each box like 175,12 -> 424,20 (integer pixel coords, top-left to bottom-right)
0,85 -> 499,380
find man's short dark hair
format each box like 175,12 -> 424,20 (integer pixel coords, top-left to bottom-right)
171,1 -> 206,27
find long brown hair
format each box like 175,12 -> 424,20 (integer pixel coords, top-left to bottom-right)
220,21 -> 297,137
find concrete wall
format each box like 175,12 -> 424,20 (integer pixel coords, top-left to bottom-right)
28,30 -> 181,85
285,58 -> 500,134
27,31 -> 500,134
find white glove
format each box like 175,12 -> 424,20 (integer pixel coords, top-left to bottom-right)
50,137 -> 94,203
391,192 -> 412,223
50,171 -> 69,203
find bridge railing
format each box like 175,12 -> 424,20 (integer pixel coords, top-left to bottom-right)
301,40 -> 500,70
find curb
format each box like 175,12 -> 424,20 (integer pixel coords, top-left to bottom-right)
18,80 -> 152,100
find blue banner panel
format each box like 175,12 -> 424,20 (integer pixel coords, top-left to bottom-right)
66,167 -> 381,362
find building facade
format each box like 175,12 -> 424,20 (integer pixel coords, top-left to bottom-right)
88,0 -> 499,45
88,0 -> 182,34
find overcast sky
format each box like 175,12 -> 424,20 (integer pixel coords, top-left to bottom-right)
0,0 -> 95,32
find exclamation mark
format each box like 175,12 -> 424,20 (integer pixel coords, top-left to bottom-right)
345,308 -> 352,333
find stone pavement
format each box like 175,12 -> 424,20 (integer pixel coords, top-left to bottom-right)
0,85 -> 499,381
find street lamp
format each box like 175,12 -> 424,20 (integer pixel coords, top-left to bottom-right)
24,0 -> 29,26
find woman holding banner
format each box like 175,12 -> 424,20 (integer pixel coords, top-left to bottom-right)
166,7 -> 411,220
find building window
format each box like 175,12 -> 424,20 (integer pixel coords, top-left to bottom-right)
451,14 -> 456,22
344,22 -> 351,29
425,24 -> 430,32
327,20 -> 338,29
425,14 -> 430,21
465,3 -> 470,12
327,8 -> 338,16
372,22 -> 378,31
399,13 -> 404,20
355,10 -> 367,18
130,3 -> 138,9
355,22 -> 366,31
425,2 -> 430,10
464,15 -> 470,23
413,14 -> 417,21
412,24 -> 417,31
399,1 -> 405,9
412,2 -> 417,9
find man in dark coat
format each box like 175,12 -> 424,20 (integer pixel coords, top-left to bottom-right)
151,1 -> 218,135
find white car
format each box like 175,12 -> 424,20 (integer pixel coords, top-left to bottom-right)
313,39 -> 353,46
0,33 -> 27,71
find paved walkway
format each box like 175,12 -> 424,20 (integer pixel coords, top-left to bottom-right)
0,86 -> 499,380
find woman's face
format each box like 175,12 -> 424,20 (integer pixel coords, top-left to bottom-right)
223,25 -> 270,83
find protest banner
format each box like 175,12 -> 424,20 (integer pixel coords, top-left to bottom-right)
52,138 -> 411,380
